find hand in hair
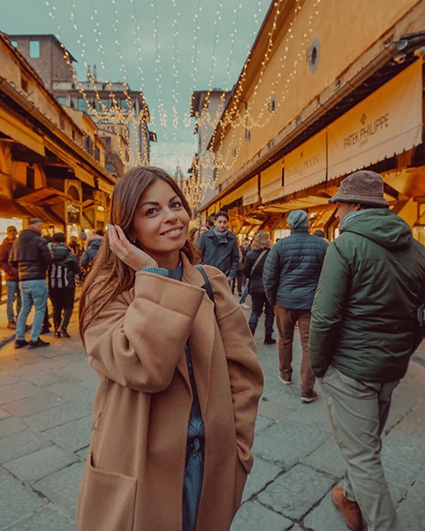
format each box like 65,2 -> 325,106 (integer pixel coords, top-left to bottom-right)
108,225 -> 158,271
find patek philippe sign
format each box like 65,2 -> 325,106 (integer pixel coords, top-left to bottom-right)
284,130 -> 327,195
328,60 -> 423,180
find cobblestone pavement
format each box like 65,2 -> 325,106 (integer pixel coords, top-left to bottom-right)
0,300 -> 425,530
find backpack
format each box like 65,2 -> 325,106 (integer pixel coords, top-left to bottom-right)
49,263 -> 70,289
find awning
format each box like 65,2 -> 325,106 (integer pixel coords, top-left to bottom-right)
0,195 -> 30,219
73,165 -> 95,187
328,60 -> 423,180
0,107 -> 45,156
96,178 -> 114,195
19,202 -> 64,227
260,159 -> 284,202
18,187 -> 73,207
283,130 -> 327,196
242,176 -> 259,206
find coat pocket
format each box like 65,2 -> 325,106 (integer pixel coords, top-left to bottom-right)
76,453 -> 137,531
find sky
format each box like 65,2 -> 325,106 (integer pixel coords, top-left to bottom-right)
0,0 -> 270,174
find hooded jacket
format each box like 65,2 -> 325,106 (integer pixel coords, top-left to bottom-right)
81,237 -> 103,269
10,228 -> 52,281
49,243 -> 80,289
310,208 -> 425,382
0,237 -> 18,281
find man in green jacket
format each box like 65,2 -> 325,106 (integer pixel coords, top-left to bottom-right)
310,170 -> 425,531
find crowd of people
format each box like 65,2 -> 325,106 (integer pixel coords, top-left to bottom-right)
1,167 -> 424,531
0,222 -> 103,348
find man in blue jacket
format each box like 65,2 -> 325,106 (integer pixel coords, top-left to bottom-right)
263,210 -> 328,403
197,211 -> 239,283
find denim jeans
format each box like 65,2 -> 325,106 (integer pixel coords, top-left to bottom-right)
16,280 -> 48,342
6,280 -> 21,323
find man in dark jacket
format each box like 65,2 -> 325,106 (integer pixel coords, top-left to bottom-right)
10,218 -> 52,349
310,171 -> 425,531
48,233 -> 80,338
263,210 -> 328,403
0,226 -> 21,328
197,211 -> 239,282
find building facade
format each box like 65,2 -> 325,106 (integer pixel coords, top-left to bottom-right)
0,31 -> 116,243
9,34 -> 153,168
201,0 -> 425,243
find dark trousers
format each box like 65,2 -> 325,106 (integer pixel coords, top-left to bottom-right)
249,292 -> 275,335
49,287 -> 75,332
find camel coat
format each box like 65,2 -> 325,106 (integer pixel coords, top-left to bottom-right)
76,255 -> 263,531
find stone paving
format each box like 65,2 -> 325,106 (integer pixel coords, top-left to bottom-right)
0,300 -> 424,530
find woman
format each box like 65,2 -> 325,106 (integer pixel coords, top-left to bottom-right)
243,231 -> 276,345
77,166 -> 263,531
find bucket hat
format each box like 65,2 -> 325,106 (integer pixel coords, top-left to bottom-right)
329,170 -> 389,207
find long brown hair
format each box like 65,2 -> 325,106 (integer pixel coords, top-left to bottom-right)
251,231 -> 272,251
79,166 -> 197,339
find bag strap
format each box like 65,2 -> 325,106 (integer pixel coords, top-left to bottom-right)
251,249 -> 267,275
195,264 -> 215,303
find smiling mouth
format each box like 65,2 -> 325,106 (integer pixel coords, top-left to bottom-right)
161,227 -> 183,237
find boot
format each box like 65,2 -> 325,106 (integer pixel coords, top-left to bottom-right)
264,333 -> 276,345
249,324 -> 256,336
332,486 -> 363,531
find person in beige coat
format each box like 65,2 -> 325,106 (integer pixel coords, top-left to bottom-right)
76,166 -> 263,531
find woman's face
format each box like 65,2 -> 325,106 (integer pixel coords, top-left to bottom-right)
131,179 -> 190,265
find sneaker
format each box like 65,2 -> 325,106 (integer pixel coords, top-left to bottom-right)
7,321 -> 17,329
60,330 -> 71,338
240,303 -> 250,309
54,330 -> 62,338
14,339 -> 29,349
278,374 -> 292,385
332,486 -> 363,531
301,390 -> 319,403
28,338 -> 50,349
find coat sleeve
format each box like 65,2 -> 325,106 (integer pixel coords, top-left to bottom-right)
81,250 -> 90,268
309,242 -> 351,377
205,266 -> 263,473
228,238 -> 240,279
263,244 -> 280,306
242,252 -> 254,278
84,272 -> 205,393
0,243 -> 13,277
39,239 -> 53,268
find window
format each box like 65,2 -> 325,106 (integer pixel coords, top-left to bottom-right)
59,116 -> 65,130
57,96 -> 66,105
29,40 -> 40,58
120,99 -> 130,110
72,130 -> 75,141
26,166 -> 35,189
78,98 -> 88,112
85,136 -> 93,156
21,76 -> 28,92
270,94 -> 277,113
95,146 -> 100,162
100,99 -> 109,110
245,129 -> 251,142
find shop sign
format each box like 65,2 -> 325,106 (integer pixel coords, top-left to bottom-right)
283,130 -> 327,195
328,60 -> 423,179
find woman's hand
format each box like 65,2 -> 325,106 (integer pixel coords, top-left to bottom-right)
107,225 -> 158,271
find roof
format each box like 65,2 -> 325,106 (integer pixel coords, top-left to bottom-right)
8,33 -> 77,62
190,89 -> 229,117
